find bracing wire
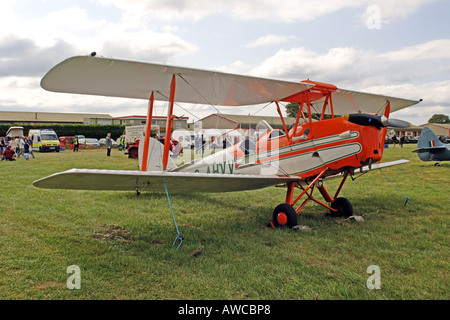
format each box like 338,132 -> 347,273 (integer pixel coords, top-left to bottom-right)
156,90 -> 201,120
177,74 -> 223,116
250,101 -> 275,117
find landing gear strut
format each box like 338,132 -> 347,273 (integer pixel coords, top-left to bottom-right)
271,168 -> 354,228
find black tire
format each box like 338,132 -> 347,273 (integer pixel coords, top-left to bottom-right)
129,148 -> 138,159
330,197 -> 353,217
272,203 -> 298,229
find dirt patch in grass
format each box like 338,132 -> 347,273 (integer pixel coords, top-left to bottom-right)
92,224 -> 131,243
34,282 -> 65,290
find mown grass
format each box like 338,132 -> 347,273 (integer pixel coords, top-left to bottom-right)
0,144 -> 448,300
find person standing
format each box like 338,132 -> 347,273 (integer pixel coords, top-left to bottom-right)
10,137 -> 19,158
73,136 -> 79,152
391,134 -> 398,148
105,133 -> 112,156
0,138 -> 5,153
19,137 -> 25,157
23,142 -> 31,160
26,137 -> 35,158
400,135 -> 405,148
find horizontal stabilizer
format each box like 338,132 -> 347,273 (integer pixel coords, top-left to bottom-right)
413,146 -> 447,153
33,169 -> 301,193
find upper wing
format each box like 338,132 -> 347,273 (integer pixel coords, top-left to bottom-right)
33,169 -> 301,193
41,55 -> 313,106
311,88 -> 421,115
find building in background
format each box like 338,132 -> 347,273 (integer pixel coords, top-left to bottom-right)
0,111 -> 113,125
0,111 -> 189,137
388,126 -> 423,140
114,115 -> 189,137
193,113 -> 296,134
419,123 -> 450,137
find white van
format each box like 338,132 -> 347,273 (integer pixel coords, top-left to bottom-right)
29,129 -> 60,152
6,126 -> 24,138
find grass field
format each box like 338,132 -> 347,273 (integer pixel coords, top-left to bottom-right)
0,144 -> 448,300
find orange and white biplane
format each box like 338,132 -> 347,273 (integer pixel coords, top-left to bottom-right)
34,55 -> 421,229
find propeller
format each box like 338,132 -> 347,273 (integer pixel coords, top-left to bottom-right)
344,113 -> 411,129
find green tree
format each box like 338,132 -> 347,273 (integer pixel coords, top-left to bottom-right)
285,103 -> 323,120
428,114 -> 450,124
285,103 -> 300,118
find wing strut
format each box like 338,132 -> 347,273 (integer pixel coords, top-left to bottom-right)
163,75 -> 176,171
276,101 -> 291,141
141,91 -> 155,171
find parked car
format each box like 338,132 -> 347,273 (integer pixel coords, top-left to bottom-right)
78,138 -> 101,148
60,136 -> 83,150
99,138 -> 119,148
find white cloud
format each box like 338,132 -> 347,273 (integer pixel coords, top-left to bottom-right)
98,29 -> 199,62
0,2 -> 199,76
364,81 -> 450,107
96,0 -> 433,23
378,39 -> 450,61
365,0 -> 438,22
246,35 -> 294,48
214,61 -> 252,74
249,47 -> 359,80
38,6 -> 108,33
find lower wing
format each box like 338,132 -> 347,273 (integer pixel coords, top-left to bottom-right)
33,159 -> 409,194
33,169 -> 301,193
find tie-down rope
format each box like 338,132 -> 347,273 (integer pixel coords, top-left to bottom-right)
162,179 -> 183,249
379,169 -> 411,206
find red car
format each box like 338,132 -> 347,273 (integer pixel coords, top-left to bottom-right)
125,137 -> 183,159
60,136 -> 83,150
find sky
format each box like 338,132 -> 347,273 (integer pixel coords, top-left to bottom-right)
0,0 -> 449,125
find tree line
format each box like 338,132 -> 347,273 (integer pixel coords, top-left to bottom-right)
0,123 -> 125,140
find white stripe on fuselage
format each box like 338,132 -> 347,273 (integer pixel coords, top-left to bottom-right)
174,131 -> 361,176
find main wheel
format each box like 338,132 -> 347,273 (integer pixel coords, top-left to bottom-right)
330,197 -> 353,217
272,204 -> 298,229
129,148 -> 138,159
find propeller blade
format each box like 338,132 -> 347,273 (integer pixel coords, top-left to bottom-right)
386,118 -> 411,128
344,113 -> 410,129
344,113 -> 384,128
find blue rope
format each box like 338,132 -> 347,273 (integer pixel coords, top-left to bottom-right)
379,169 -> 411,206
162,179 -> 183,249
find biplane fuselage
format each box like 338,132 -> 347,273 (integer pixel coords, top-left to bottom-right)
175,116 -> 386,180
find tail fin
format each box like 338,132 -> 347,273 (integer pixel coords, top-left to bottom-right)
418,127 -> 443,149
139,137 -> 177,171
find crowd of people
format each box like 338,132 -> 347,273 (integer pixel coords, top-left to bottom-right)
0,136 -> 35,161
